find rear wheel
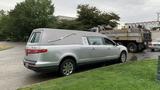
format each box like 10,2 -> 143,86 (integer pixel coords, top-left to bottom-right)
59,59 -> 76,76
138,44 -> 145,52
119,51 -> 127,63
151,49 -> 155,52
127,42 -> 137,53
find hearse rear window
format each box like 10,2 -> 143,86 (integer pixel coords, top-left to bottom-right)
29,32 -> 41,43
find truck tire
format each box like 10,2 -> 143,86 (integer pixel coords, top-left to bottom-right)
127,42 -> 137,53
151,49 -> 155,52
138,44 -> 145,52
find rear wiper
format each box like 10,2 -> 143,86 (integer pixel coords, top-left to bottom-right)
48,33 -> 76,43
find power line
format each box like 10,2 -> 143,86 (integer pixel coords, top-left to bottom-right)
157,12 -> 160,26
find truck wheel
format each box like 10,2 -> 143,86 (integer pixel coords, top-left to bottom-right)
151,49 -> 155,52
59,59 -> 76,76
127,43 -> 137,53
138,44 -> 144,52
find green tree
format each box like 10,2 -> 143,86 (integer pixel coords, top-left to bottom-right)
0,10 -> 9,40
0,10 -> 5,19
77,4 -> 120,29
56,20 -> 87,30
7,0 -> 55,41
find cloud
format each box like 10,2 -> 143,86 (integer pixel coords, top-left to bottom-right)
0,0 -> 24,11
93,0 -> 160,22
54,0 -> 158,22
54,0 -> 92,17
0,0 -> 160,22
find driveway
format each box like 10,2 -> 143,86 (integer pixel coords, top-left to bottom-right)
0,41 -> 159,90
0,42 -> 58,90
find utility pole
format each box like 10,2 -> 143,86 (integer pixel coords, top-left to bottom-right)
157,12 -> 160,27
157,12 -> 160,21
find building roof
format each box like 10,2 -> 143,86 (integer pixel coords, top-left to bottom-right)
56,15 -> 76,21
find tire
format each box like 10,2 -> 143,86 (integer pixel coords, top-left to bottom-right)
127,43 -> 137,53
59,59 -> 76,76
151,49 -> 155,52
119,51 -> 127,63
138,44 -> 145,52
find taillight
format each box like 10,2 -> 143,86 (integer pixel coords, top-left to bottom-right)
25,49 -> 48,56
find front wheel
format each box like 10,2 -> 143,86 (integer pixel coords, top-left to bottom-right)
119,51 -> 127,63
59,59 -> 76,76
151,49 -> 155,52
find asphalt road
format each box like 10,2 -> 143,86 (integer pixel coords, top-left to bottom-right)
128,31 -> 160,61
0,31 -> 160,90
0,42 -> 59,90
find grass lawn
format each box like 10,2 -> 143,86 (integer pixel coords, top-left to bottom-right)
0,44 -> 13,51
18,60 -> 160,90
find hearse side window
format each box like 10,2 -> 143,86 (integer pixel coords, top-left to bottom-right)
87,37 -> 104,45
30,32 -> 41,43
103,38 -> 115,46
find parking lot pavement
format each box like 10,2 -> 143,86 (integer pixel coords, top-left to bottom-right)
0,41 -> 159,90
128,50 -> 160,61
127,31 -> 160,61
0,42 -> 58,90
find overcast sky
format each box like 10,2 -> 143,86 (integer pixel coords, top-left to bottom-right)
0,0 -> 160,23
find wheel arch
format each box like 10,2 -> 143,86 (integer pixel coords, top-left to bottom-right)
121,50 -> 127,54
59,55 -> 77,66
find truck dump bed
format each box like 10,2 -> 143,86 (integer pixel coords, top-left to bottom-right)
100,28 -> 152,43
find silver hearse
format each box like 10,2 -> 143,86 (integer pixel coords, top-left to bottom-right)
24,28 -> 128,76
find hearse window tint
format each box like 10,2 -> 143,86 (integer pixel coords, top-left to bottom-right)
30,32 -> 41,43
103,38 -> 115,45
87,37 -> 103,45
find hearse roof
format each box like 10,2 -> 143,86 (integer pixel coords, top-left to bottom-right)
33,28 -> 107,37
